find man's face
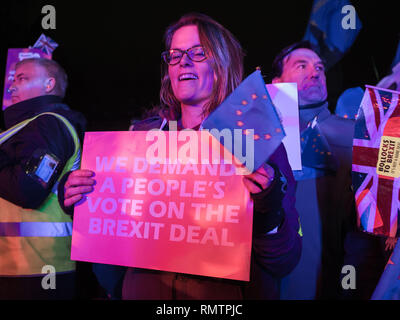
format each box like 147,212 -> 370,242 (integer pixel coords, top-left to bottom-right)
274,48 -> 328,105
8,62 -> 50,106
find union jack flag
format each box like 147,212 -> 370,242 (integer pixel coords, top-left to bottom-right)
352,85 -> 400,237
32,33 -> 58,55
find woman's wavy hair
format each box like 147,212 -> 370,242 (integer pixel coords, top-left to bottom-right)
159,13 -> 245,120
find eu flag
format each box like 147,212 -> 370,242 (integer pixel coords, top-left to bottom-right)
303,0 -> 362,69
300,118 -> 337,171
371,240 -> 400,300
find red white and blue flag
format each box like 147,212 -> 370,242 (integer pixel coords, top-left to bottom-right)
352,85 -> 400,238
32,33 -> 58,55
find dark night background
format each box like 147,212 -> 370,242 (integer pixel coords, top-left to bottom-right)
0,0 -> 399,132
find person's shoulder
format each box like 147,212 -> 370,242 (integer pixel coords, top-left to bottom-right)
35,103 -> 87,140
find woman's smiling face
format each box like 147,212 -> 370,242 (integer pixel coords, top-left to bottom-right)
168,25 -> 215,110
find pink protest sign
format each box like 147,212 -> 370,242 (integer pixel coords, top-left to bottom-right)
2,48 -> 51,110
71,131 -> 253,281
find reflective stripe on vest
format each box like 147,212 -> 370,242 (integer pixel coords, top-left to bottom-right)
0,112 -> 80,276
0,222 -> 72,237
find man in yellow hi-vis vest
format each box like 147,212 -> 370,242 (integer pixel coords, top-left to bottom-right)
0,58 -> 86,299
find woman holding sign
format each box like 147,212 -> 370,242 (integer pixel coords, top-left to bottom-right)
62,13 -> 301,300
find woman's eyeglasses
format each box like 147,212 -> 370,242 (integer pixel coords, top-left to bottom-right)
162,45 -> 207,65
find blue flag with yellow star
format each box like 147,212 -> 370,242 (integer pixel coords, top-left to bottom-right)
334,87 -> 364,120
201,69 -> 285,173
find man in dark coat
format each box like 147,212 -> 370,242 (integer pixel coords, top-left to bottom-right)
272,41 -> 356,299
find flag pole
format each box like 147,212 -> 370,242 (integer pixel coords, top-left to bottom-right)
371,56 -> 380,83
